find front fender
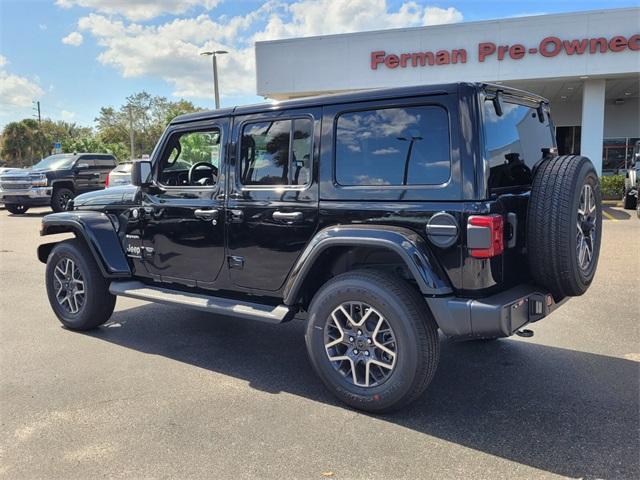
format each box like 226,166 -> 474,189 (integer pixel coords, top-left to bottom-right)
38,211 -> 131,278
283,224 -> 452,305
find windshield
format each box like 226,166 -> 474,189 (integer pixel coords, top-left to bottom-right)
32,154 -> 75,170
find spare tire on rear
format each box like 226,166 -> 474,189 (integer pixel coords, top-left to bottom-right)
527,155 -> 602,299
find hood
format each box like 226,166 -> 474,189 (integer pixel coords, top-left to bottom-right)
0,168 -> 47,180
73,185 -> 139,210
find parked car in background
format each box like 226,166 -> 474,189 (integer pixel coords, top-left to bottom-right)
0,153 -> 117,214
622,140 -> 639,210
106,161 -> 133,188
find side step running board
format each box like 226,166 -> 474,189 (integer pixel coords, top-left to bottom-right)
109,280 -> 294,324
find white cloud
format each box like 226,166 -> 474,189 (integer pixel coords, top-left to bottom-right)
39,23 -> 48,31
0,59 -> 44,116
56,0 -> 221,21
71,1 -> 463,100
60,110 -> 77,120
62,31 -> 84,46
253,1 -> 463,41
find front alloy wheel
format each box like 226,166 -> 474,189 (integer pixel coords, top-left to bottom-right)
45,239 -> 116,330
324,302 -> 397,388
52,257 -> 85,314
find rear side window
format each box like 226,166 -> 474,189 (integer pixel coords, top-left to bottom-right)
239,118 -> 313,186
77,157 -> 95,168
483,100 -> 555,191
335,106 -> 450,186
95,156 -> 117,168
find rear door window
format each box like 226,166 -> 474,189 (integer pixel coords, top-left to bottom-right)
335,106 -> 450,186
239,118 -> 313,186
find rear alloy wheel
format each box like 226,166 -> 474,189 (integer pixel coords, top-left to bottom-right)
324,302 -> 398,388
51,187 -> 74,212
5,204 -> 29,215
306,270 -> 439,413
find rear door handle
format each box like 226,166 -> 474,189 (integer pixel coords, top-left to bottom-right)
273,211 -> 303,222
194,208 -> 219,220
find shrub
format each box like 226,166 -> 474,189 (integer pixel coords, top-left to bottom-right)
600,174 -> 625,200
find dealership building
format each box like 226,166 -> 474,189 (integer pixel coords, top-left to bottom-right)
255,8 -> 640,175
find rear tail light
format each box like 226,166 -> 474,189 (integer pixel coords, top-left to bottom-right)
468,214 -> 504,258
105,174 -> 110,188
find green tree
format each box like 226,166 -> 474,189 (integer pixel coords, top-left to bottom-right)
0,119 -> 49,166
94,92 -> 201,160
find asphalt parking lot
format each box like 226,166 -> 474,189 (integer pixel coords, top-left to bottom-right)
1,207 -> 638,480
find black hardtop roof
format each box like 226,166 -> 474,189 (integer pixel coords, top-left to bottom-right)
170,82 -> 548,125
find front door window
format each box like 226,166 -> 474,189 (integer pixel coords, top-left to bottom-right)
158,129 -> 221,187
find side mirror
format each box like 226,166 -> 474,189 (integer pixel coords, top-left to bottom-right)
131,160 -> 152,187
76,163 -> 89,170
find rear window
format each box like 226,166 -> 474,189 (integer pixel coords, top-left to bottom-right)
335,105 -> 450,186
113,163 -> 132,173
483,100 -> 555,191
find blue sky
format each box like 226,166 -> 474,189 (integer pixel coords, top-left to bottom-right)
0,0 -> 636,129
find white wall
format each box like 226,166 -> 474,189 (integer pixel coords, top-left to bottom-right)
604,100 -> 640,138
549,98 -> 639,138
256,8 -> 640,98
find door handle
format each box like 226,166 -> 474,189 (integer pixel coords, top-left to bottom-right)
229,209 -> 244,223
273,211 -> 303,222
194,209 -> 219,220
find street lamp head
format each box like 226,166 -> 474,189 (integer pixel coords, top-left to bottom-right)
200,50 -> 228,56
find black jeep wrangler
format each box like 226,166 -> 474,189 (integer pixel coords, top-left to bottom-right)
0,153 -> 117,214
37,83 -> 601,413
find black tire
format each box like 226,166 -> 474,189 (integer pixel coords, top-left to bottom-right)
623,191 -> 637,210
51,187 -> 74,212
527,155 -> 602,298
45,239 -> 116,330
5,204 -> 29,214
305,270 -> 439,413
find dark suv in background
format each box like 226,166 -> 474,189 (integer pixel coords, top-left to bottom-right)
37,83 -> 601,412
0,153 -> 117,214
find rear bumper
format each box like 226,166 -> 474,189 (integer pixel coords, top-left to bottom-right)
426,284 -> 567,339
0,187 -> 51,205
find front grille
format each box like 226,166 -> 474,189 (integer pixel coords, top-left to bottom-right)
0,181 -> 31,190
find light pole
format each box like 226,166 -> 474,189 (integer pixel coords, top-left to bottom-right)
200,50 -> 228,109
397,136 -> 423,185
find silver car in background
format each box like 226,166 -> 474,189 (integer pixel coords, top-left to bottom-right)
106,161 -> 133,188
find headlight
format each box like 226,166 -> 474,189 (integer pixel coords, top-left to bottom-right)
31,174 -> 48,187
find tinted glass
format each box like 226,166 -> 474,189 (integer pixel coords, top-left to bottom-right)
158,129 -> 221,186
239,118 -> 313,186
335,106 -> 450,186
77,157 -> 96,167
95,158 -> 117,168
291,119 -> 313,186
483,100 -> 555,190
164,130 -> 221,172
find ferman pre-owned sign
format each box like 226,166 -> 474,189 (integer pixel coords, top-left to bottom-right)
370,34 -> 640,69
255,8 -> 640,99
